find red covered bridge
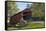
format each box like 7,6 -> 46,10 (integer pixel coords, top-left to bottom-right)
8,8 -> 32,26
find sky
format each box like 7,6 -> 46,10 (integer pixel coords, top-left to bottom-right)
16,2 -> 32,11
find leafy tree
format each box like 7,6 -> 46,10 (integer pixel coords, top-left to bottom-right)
26,3 -> 45,20
7,1 -> 19,16
29,3 -> 45,17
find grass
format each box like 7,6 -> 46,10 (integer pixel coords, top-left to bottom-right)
7,21 -> 45,30
25,22 -> 45,29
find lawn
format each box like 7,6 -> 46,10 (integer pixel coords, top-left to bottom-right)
7,21 -> 45,30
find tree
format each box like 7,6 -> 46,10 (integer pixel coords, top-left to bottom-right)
7,1 -> 19,16
29,3 -> 45,17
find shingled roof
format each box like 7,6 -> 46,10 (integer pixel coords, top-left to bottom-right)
12,8 -> 31,16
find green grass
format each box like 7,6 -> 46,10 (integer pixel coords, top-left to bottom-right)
25,22 -> 45,29
8,21 -> 45,30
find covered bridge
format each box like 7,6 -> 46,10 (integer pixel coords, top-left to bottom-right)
8,8 -> 32,26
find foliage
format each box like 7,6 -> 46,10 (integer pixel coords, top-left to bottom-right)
7,1 -> 19,16
28,3 -> 45,17
27,3 -> 45,21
